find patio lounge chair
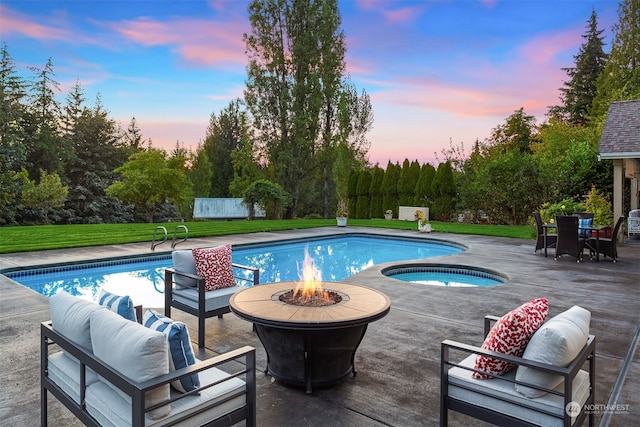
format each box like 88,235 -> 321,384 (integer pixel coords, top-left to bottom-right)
440,305 -> 596,427
554,215 -> 585,262
588,216 -> 625,263
628,209 -> 640,238
533,211 -> 556,254
165,246 -> 259,348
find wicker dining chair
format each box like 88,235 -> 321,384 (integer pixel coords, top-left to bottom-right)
533,211 -> 556,254
554,215 -> 586,262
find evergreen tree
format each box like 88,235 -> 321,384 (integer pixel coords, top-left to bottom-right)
552,9 -> 607,124
381,161 -> 400,215
591,0 -> 640,122
487,108 -> 537,154
355,169 -> 372,219
189,145 -> 213,198
346,169 -> 358,217
0,43 -> 28,224
368,164 -> 384,218
124,116 -> 146,152
397,159 -> 420,205
414,163 -> 436,206
431,161 -> 456,221
25,58 -> 68,176
229,124 -> 263,198
204,99 -> 248,198
63,95 -> 132,223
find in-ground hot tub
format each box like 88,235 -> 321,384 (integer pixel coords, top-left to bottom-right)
229,281 -> 390,393
382,264 -> 508,287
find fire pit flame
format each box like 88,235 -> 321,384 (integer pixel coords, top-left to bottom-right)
295,248 -> 324,298
279,247 -> 342,306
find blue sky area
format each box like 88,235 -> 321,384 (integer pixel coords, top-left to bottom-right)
0,0 -> 620,165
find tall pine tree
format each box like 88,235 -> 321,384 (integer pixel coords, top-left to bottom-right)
553,9 -> 607,124
591,0 -> 640,122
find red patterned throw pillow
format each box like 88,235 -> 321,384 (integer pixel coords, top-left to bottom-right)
472,297 -> 548,379
192,246 -> 236,291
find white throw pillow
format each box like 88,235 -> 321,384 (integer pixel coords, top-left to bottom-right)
515,305 -> 590,398
90,309 -> 170,419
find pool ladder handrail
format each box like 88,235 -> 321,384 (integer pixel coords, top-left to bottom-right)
151,225 -> 189,251
151,226 -> 168,251
171,225 -> 188,248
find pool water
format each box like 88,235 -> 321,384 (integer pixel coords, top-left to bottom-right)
383,265 -> 506,287
6,235 -> 464,307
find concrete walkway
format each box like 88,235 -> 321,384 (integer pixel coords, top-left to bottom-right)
1,226 -> 638,426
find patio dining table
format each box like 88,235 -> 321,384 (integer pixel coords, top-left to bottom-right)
542,223 -> 608,261
582,225 -> 609,262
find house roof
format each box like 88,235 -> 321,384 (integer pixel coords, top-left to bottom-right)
598,99 -> 640,159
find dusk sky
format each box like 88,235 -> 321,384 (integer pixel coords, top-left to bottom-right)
1,0 -> 620,166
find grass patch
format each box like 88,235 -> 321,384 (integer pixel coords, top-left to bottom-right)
0,219 -> 535,254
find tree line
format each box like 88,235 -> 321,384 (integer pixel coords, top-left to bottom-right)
1,0 -> 638,226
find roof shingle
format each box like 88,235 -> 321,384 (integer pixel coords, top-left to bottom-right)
598,99 -> 640,158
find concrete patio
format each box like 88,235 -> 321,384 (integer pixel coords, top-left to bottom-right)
1,226 -> 638,426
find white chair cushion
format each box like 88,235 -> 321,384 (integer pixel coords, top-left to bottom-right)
85,360 -> 246,427
172,249 -> 198,288
515,305 -> 590,398
47,351 -> 99,404
172,285 -> 241,312
49,291 -> 104,351
90,309 -> 170,420
448,354 -> 590,427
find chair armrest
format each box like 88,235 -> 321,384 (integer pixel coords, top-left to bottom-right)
165,266 -> 259,287
232,263 -> 260,286
483,315 -> 500,337
134,305 -> 143,323
441,335 -> 595,396
166,268 -> 204,282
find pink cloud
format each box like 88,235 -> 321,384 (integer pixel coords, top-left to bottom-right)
0,4 -> 73,42
106,15 -> 248,67
131,118 -> 208,151
519,29 -> 581,65
355,0 -> 427,24
479,0 -> 498,8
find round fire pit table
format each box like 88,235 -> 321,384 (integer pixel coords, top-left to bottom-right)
229,281 -> 391,393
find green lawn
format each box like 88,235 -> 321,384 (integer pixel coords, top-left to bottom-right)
0,219 -> 535,254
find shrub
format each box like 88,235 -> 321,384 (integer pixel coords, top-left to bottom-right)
539,198 -> 585,223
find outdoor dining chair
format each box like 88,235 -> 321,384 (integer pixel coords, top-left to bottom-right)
533,211 -> 556,254
555,215 -> 586,262
588,216 -> 625,262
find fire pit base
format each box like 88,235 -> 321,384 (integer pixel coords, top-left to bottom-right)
255,324 -> 367,393
229,282 -> 391,394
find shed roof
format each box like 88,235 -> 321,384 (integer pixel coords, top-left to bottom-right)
598,99 -> 640,159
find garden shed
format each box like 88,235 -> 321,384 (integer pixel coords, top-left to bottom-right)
598,100 -> 640,235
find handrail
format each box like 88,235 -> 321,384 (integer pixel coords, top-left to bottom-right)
171,225 -> 189,248
151,226 -> 168,251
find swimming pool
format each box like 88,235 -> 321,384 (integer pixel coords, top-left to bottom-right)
5,235 -> 465,307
